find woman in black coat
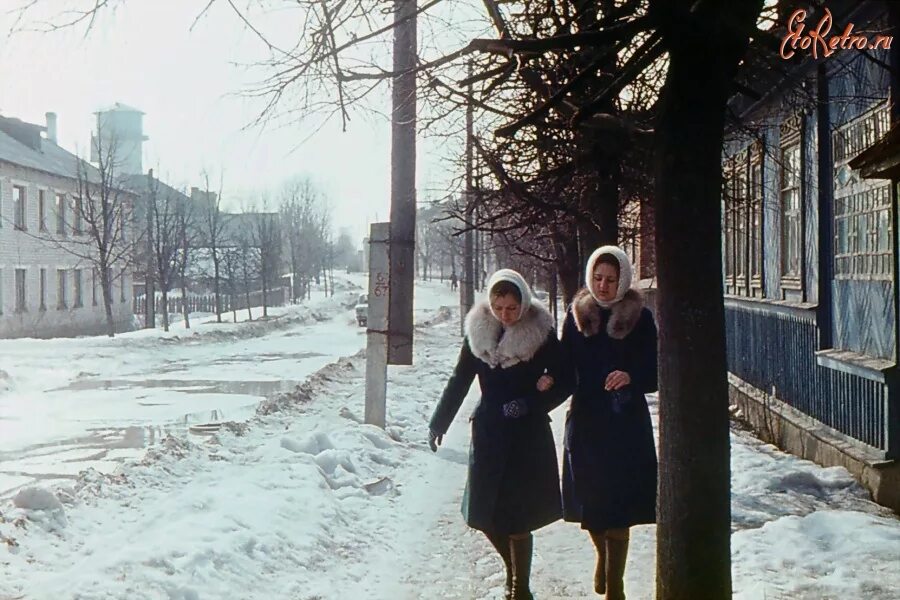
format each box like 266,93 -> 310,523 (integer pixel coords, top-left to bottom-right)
558,246 -> 658,600
428,269 -> 565,600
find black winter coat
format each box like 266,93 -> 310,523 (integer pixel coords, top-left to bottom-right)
559,288 -> 658,531
429,300 -> 566,534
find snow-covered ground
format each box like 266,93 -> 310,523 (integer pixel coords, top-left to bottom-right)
1,276 -> 898,599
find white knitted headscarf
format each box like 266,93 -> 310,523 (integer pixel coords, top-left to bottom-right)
585,245 -> 634,309
485,268 -> 533,321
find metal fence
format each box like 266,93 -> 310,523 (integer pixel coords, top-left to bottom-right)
725,300 -> 893,455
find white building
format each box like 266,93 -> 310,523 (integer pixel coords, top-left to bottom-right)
0,113 -> 135,338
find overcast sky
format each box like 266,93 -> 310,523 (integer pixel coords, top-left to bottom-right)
0,1 -> 478,244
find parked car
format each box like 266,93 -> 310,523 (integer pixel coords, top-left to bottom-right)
355,293 -> 368,327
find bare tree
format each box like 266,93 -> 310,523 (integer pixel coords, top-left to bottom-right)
58,127 -> 136,337
220,245 -> 241,323
197,171 -> 230,322
247,199 -> 282,318
279,178 -> 332,301
176,192 -> 199,329
237,233 -> 256,322
145,171 -> 183,332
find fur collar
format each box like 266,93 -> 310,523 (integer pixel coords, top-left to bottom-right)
465,299 -> 554,368
572,287 -> 643,339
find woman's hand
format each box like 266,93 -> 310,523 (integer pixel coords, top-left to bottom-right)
604,370 -> 631,391
428,429 -> 443,452
536,374 -> 554,392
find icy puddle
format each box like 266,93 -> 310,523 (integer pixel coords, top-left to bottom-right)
0,379 -> 306,497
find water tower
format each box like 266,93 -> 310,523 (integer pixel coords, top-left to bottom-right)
92,102 -> 147,176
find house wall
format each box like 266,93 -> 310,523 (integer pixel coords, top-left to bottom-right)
721,3 -> 898,471
0,161 -> 134,338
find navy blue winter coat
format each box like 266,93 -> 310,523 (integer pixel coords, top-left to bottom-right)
429,300 -> 566,534
558,287 -> 658,531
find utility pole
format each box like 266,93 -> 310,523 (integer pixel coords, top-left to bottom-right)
365,0 -> 417,427
387,0 -> 417,366
365,223 -> 390,428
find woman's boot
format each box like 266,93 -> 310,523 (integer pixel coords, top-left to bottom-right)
509,533 -> 534,600
588,530 -> 607,594
605,528 -> 630,600
484,531 -> 513,599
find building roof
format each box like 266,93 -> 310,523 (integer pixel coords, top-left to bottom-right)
0,116 -> 100,183
95,102 -> 144,114
848,123 -> 900,180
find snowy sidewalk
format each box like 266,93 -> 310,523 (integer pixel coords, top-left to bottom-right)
2,302 -> 899,599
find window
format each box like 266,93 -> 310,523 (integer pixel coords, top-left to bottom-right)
14,186 -> 26,230
57,269 -> 68,310
833,103 -> 892,280
723,157 -> 737,287
92,268 -> 98,306
73,269 -> 83,308
15,269 -> 26,312
38,190 -> 47,231
749,150 -> 764,287
73,198 -> 83,235
39,268 -> 47,311
56,193 -> 67,235
780,140 -> 802,281
120,269 -> 127,303
723,148 -> 762,297
0,269 -> 3,314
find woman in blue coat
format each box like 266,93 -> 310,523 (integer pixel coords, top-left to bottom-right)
558,246 -> 658,600
428,269 -> 565,600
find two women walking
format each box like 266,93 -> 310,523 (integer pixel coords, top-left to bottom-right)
428,247 -> 659,599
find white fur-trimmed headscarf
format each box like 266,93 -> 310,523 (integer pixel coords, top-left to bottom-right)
585,245 -> 634,308
463,268 -> 553,368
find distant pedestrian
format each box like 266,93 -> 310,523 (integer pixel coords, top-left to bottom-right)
450,271 -> 458,291
428,269 -> 565,600
557,246 -> 658,600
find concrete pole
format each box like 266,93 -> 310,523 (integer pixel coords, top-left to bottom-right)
365,222 -> 390,428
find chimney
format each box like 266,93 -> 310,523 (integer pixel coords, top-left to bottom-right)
45,112 -> 57,144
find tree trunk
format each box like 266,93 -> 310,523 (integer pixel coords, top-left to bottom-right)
181,273 -> 190,329
549,266 -> 558,326
212,249 -> 222,323
554,230 -> 581,305
652,3 -> 761,598
161,290 -> 170,332
101,270 -> 116,338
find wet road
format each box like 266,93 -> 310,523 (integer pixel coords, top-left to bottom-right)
0,305 -> 366,497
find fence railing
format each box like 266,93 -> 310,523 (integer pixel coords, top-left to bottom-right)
725,299 -> 893,455
133,287 -> 289,316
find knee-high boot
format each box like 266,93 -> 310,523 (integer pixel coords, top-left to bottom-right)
588,530 -> 607,594
605,528 -> 630,600
509,533 -> 534,600
484,531 -> 513,599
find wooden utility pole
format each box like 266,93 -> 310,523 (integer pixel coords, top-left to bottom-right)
387,0 -> 417,366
